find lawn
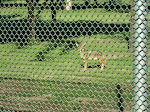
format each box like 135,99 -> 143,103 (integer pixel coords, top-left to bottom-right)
0,33 -> 132,83
0,33 -> 135,111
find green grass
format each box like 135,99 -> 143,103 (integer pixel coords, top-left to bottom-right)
0,34 -> 133,90
0,34 -> 132,84
0,33 -> 136,111
0,33 -> 149,111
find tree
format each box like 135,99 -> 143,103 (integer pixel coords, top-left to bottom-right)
26,0 -> 36,39
26,0 -> 57,39
25,0 -> 66,41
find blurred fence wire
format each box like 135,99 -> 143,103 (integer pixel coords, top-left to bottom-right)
0,0 -> 149,111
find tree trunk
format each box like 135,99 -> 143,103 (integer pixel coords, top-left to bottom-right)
85,0 -> 89,7
109,0 -> 115,5
51,0 -> 57,22
27,0 -> 36,39
94,0 -> 98,5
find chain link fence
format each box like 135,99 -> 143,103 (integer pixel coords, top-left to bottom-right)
0,0 -> 149,111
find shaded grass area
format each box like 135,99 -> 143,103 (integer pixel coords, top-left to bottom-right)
0,19 -> 130,44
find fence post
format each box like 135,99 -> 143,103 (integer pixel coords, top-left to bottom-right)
116,84 -> 124,111
133,0 -> 148,111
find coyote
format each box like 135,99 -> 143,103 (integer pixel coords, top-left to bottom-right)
76,42 -> 106,70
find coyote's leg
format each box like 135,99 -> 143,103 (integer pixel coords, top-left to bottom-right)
101,62 -> 106,70
83,58 -> 87,70
99,58 -> 105,70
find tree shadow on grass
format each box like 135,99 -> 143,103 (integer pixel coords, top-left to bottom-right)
0,19 -> 129,43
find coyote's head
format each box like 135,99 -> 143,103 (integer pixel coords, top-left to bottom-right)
76,42 -> 86,52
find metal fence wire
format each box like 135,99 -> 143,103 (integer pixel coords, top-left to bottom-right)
0,0 -> 149,111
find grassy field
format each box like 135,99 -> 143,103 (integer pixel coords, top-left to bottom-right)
0,34 -> 132,82
0,3 -> 150,111
0,33 -> 136,111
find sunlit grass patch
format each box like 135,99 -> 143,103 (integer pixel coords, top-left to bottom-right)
0,33 -> 132,84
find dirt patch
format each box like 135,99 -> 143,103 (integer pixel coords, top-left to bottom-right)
0,79 -> 139,112
0,95 -> 56,112
72,97 -> 119,112
73,97 -> 99,104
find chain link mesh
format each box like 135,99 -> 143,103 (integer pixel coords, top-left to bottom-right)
0,0 -> 149,111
